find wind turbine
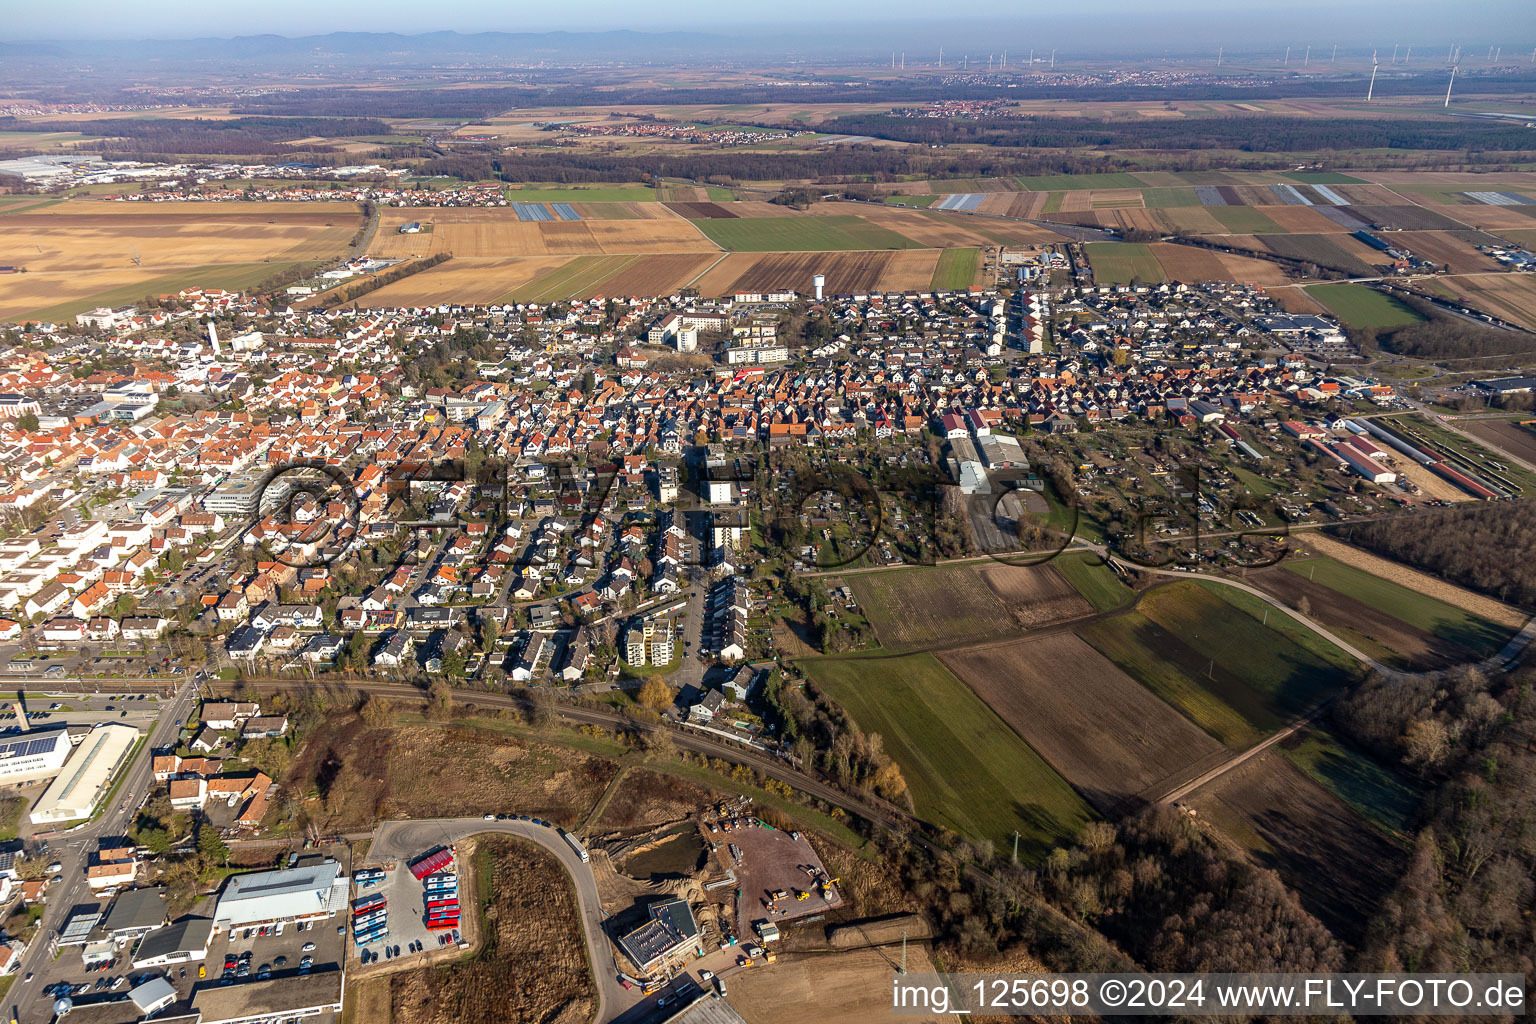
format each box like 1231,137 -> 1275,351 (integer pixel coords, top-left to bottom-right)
1367,53 -> 1379,101
1445,64 -> 1458,107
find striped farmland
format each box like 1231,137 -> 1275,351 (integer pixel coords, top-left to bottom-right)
1271,184 -> 1314,206
513,202 -> 555,222
1311,185 -> 1350,206
1195,186 -> 1230,206
551,202 -> 582,220
1465,191 -> 1536,207
934,193 -> 986,212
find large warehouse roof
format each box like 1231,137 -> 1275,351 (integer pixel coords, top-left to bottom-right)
213,860 -> 349,929
29,723 -> 140,824
0,727 -> 72,785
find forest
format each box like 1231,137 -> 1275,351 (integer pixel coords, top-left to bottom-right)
1336,504 -> 1536,607
814,113 -> 1536,155
0,115 -> 392,158
1362,295 -> 1536,360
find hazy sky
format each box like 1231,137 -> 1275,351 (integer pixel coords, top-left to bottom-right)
8,0 -> 1532,46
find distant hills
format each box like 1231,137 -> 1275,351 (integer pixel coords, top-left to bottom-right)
0,30 -> 741,63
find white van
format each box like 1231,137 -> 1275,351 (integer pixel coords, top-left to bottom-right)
275,922 -> 285,936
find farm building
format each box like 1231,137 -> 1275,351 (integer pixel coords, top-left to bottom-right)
399,221 -> 423,234
211,859 -> 350,933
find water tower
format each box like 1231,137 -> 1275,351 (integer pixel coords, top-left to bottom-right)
812,273 -> 825,301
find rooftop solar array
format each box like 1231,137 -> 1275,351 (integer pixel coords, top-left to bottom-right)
0,733 -> 64,760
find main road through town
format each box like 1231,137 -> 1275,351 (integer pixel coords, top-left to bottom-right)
9,679 -> 200,1024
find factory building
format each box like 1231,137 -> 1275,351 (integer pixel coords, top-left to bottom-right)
28,723 -> 141,824
211,859 -> 350,933
0,726 -> 72,786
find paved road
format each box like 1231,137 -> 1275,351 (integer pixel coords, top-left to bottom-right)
369,818 -> 643,1023
10,680 -> 199,1024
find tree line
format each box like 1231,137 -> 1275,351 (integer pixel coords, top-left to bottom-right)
1336,504 -> 1536,608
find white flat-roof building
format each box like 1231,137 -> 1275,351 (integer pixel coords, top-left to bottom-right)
212,860 -> 350,933
0,728 -> 72,786
28,723 -> 140,824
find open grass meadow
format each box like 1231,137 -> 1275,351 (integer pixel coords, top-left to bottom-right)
806,653 -> 1095,856
1282,556 -> 1512,656
689,215 -> 923,252
1307,283 -> 1426,329
1278,725 -> 1422,837
1052,551 -> 1136,613
929,247 -> 979,290
1080,582 -> 1358,749
1084,242 -> 1166,285
1208,206 -> 1288,234
845,563 -> 1018,651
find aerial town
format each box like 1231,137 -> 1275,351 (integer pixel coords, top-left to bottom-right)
0,8 -> 1535,1024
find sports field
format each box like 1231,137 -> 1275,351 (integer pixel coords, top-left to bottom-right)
806,652 -> 1095,856
1306,284 -> 1426,329
688,215 -> 923,252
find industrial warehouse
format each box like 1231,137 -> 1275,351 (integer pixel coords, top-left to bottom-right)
28,722 -> 142,824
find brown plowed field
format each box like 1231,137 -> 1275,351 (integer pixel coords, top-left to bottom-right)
1234,185 -> 1280,206
1153,206 -> 1226,234
664,201 -> 738,219
583,252 -> 718,297
1461,417 -> 1536,468
1436,273 -> 1536,329
1146,243 -> 1231,281
1214,185 -> 1244,205
1218,251 -> 1294,286
1268,285 -> 1325,313
978,564 -> 1092,627
1332,183 -> 1413,205
373,208 -> 716,257
836,205 -> 1061,246
1434,204 -> 1536,231
1396,231 -> 1503,273
359,256 -> 570,306
1188,750 -> 1405,942
940,633 -> 1228,814
1100,209 -> 1160,233
1259,205 -> 1352,233
1248,566 -> 1465,669
879,248 -> 944,290
704,250 -> 895,296
977,192 -> 1046,218
1351,205 -> 1470,231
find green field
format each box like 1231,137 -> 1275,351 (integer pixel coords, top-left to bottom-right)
930,247 -> 979,290
1279,725 -> 1421,836
1017,172 -> 1146,191
1084,242 -> 1167,285
1307,283 -> 1427,330
509,255 -> 640,303
1282,556 -> 1511,656
690,215 -> 923,251
1141,187 -> 1203,208
846,563 -> 1018,652
885,195 -> 939,208
1208,206 -> 1289,234
504,185 -> 658,202
16,261 -> 306,324
806,652 -> 1095,856
1080,583 -> 1357,749
1282,172 -> 1367,185
1052,551 -> 1135,613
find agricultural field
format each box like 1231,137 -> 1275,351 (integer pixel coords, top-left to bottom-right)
730,946 -> 938,1024
1187,750 -> 1407,942
939,634 -> 1228,814
1306,283 -> 1425,329
504,184 -> 659,202
829,204 -> 1064,247
806,652 -> 1095,855
977,563 -> 1092,628
1431,274 -> 1536,331
843,564 -> 1019,651
1016,172 -> 1148,191
693,249 -> 938,297
1207,206 -> 1288,234
1051,551 -> 1135,613
929,247 -> 979,290
0,200 -> 361,322
360,256 -> 569,306
1083,242 -> 1166,285
1394,231 -> 1504,273
387,836 -> 594,1024
371,207 -> 717,258
1277,725 -> 1422,837
1079,583 -> 1356,750
1460,417 -> 1536,470
687,215 -> 922,252
1278,556 -> 1514,658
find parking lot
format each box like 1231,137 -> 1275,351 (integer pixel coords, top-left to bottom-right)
348,852 -> 463,971
717,816 -> 842,939
211,912 -> 346,988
